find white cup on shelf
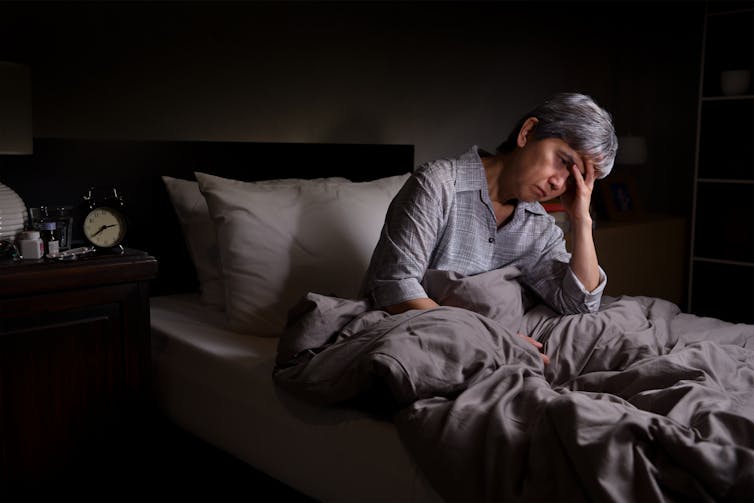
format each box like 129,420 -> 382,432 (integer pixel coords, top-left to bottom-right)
720,70 -> 751,96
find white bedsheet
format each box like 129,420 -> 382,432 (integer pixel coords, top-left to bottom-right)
150,294 -> 441,502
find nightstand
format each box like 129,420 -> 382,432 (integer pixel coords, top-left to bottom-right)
566,215 -> 687,305
0,248 -> 158,492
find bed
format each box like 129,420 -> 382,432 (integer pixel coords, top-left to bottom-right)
7,139 -> 754,502
150,292 -> 440,502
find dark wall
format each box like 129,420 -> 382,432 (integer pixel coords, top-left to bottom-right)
0,1 -> 704,216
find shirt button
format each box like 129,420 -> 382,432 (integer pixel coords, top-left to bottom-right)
489,237 -> 495,243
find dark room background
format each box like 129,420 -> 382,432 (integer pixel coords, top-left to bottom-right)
0,0 -> 704,217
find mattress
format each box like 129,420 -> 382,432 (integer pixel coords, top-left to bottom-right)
150,294 -> 441,502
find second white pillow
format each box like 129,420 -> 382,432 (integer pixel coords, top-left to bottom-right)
196,171 -> 410,336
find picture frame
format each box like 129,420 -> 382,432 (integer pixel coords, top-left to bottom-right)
599,172 -> 643,221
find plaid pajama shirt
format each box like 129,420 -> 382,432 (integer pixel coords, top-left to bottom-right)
361,146 -> 606,314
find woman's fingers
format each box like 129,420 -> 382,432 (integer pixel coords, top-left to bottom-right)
572,159 -> 596,190
517,332 -> 542,347
584,159 -> 597,186
516,332 -> 550,365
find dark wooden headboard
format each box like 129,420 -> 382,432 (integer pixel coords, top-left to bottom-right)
0,139 -> 414,296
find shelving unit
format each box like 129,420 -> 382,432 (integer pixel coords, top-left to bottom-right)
688,2 -> 754,324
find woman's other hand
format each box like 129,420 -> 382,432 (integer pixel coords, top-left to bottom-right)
517,332 -> 550,365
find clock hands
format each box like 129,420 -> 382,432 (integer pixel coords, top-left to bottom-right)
91,223 -> 118,238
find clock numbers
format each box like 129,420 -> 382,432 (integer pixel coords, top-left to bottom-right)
83,208 -> 127,248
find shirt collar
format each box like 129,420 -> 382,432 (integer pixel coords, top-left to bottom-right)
456,145 -> 548,216
455,145 -> 487,192
520,201 -> 548,215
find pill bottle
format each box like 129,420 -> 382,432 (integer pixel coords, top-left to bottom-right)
39,222 -> 60,257
17,230 -> 45,259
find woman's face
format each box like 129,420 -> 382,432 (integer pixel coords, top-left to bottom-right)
513,136 -> 586,202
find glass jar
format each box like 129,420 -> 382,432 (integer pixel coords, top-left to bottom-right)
55,206 -> 74,250
29,206 -> 49,232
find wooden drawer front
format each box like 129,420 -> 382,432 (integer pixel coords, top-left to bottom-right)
1,309 -> 121,481
0,287 -> 131,483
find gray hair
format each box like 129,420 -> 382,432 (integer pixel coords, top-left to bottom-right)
497,92 -> 618,178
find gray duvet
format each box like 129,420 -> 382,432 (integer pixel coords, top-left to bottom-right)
273,267 -> 754,502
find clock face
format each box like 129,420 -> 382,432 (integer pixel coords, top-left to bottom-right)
83,206 -> 127,248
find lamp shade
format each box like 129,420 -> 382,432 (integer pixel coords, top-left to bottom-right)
0,184 -> 28,241
0,61 -> 32,242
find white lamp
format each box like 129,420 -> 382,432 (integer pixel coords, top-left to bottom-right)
0,61 -> 33,242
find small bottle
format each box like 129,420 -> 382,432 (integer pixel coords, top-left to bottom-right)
55,206 -> 73,250
17,230 -> 45,260
39,221 -> 60,257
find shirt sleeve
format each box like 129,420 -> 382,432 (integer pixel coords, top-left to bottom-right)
361,166 -> 450,308
522,219 -> 607,314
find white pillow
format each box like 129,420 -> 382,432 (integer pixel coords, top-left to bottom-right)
195,171 -> 410,336
162,176 -> 226,309
162,175 -> 351,310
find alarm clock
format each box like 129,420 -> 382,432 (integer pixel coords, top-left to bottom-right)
81,187 -> 128,250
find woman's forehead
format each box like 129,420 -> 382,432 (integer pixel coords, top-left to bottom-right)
551,139 -> 583,162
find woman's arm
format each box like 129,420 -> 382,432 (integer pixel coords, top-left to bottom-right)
525,157 -> 605,315
562,159 -> 601,292
384,297 -> 439,315
362,165 -> 450,310
569,212 -> 600,292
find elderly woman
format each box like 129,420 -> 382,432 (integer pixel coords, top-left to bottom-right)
361,93 -> 618,338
